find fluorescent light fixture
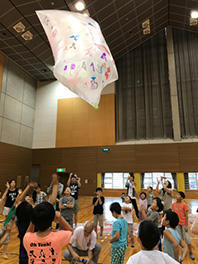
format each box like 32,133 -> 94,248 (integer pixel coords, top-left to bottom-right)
74,1 -> 85,11
191,10 -> 198,19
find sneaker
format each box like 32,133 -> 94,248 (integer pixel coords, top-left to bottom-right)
2,253 -> 8,259
190,252 -> 195,260
131,244 -> 135,248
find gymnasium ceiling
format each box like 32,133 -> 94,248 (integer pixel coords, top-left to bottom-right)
0,0 -> 198,81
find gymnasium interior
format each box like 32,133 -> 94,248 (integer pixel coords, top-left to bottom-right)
0,0 -> 198,263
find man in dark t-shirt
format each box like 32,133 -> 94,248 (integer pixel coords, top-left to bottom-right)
92,187 -> 105,239
67,173 -> 81,228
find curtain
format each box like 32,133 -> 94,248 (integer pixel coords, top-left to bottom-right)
184,173 -> 189,190
116,31 -> 173,141
173,29 -> 198,137
171,173 -> 177,189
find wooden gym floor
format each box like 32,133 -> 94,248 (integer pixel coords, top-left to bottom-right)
0,197 -> 197,264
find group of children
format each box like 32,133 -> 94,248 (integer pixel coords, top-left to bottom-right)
0,174 -> 196,264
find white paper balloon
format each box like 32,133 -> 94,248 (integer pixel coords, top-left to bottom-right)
36,10 -> 118,108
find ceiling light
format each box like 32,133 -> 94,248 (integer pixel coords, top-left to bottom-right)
21,31 -> 33,40
142,19 -> 150,29
191,11 -> 198,19
143,27 -> 150,35
74,1 -> 85,11
13,22 -> 25,33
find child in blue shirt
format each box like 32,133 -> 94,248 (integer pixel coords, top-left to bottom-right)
162,209 -> 187,262
110,202 -> 128,264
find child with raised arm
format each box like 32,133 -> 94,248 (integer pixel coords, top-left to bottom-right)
171,191 -> 195,260
24,203 -> 72,264
162,209 -> 187,262
121,195 -> 134,247
110,202 -> 128,264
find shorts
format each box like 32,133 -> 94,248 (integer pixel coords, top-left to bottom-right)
93,214 -> 104,227
3,207 -> 10,216
127,223 -> 133,238
0,228 -> 10,245
74,199 -> 79,213
176,225 -> 191,245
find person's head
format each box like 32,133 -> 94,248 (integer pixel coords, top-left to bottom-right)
176,191 -> 185,202
129,172 -> 134,181
140,192 -> 147,200
110,202 -> 121,218
64,187 -> 71,196
124,195 -> 131,204
138,220 -> 160,250
84,221 -> 94,237
71,173 -> 77,183
36,184 -> 41,193
25,195 -> 34,205
9,179 -> 16,189
96,187 -> 102,196
16,201 -> 33,223
164,180 -> 172,189
150,197 -> 163,212
31,202 -> 55,232
148,186 -> 153,193
162,209 -> 179,228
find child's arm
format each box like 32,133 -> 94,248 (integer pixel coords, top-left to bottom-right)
49,175 -> 58,206
0,182 -> 9,213
141,205 -> 147,219
184,205 -> 189,232
76,176 -> 81,188
191,216 -> 198,235
164,230 -> 181,262
110,231 -> 120,243
64,202 -> 74,209
156,178 -> 160,193
121,206 -> 131,212
67,173 -> 72,187
15,182 -> 37,207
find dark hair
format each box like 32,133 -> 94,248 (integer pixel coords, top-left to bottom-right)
16,201 -> 33,223
110,202 -> 121,214
153,197 -> 164,212
37,184 -> 41,188
178,191 -> 185,199
166,180 -> 172,189
129,172 -> 134,180
149,186 -> 153,190
96,187 -> 102,192
9,179 -> 15,185
138,220 -> 160,250
31,202 -> 55,231
71,173 -> 76,179
164,209 -> 179,228
140,192 -> 147,199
